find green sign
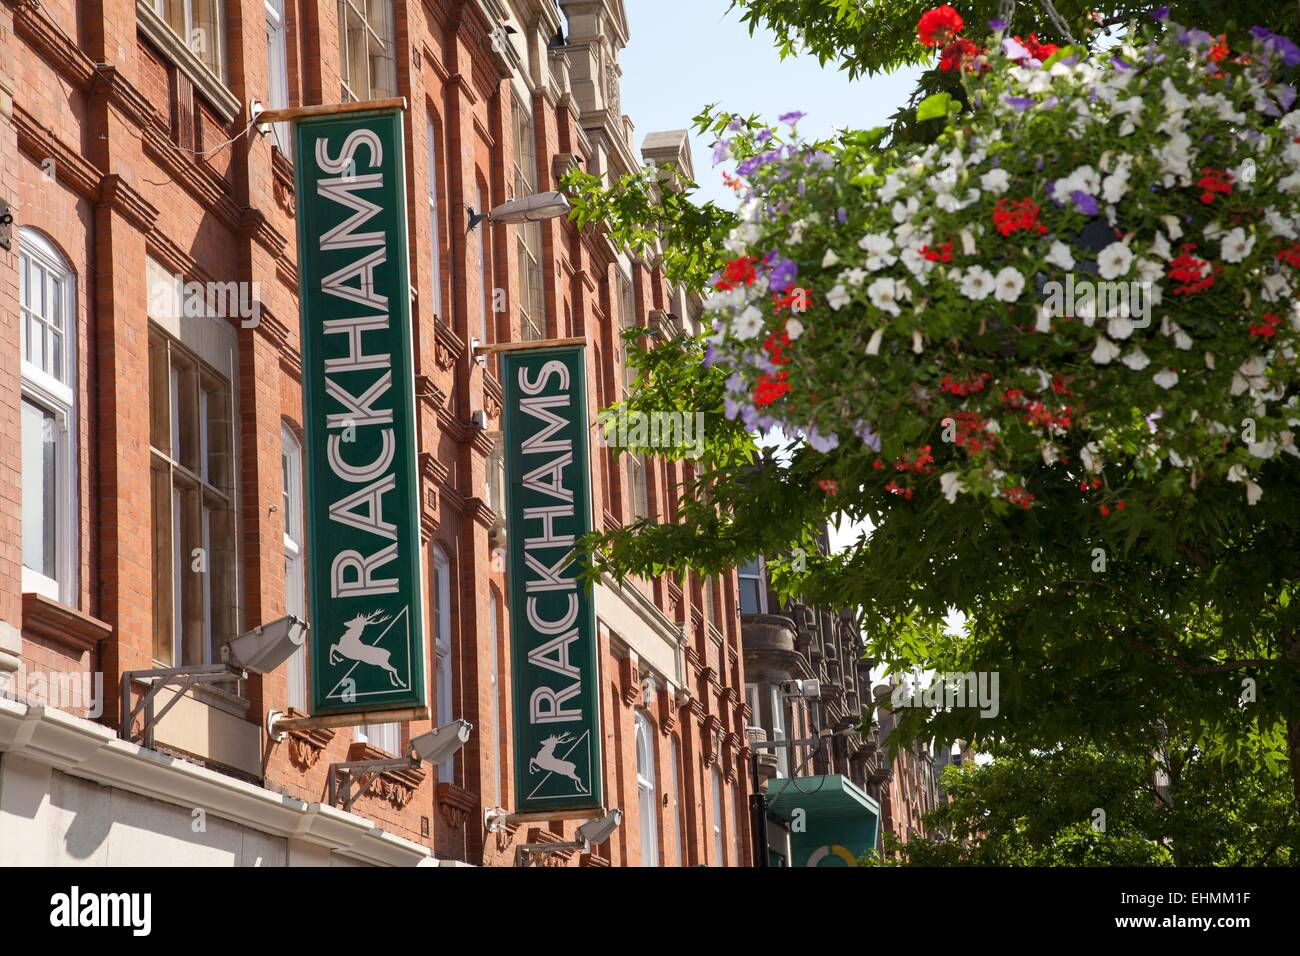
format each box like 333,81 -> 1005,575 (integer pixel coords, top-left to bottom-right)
502,346 -> 603,813
767,774 -> 880,866
293,108 -> 426,715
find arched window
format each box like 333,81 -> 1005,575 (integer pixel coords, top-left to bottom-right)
433,543 -> 454,780
281,425 -> 306,710
19,228 -> 77,604
635,709 -> 659,866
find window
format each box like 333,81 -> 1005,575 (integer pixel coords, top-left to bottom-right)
282,426 -> 306,711
635,710 -> 659,866
744,683 -> 759,724
618,270 -> 638,392
738,557 -> 767,614
148,330 -> 236,667
669,735 -> 684,865
489,588 -> 502,806
264,0 -> 289,150
19,230 -> 77,604
338,0 -> 396,102
427,114 -> 444,318
433,544 -> 454,781
711,761 -> 725,865
156,0 -> 226,81
512,96 -> 545,340
702,576 -> 717,630
627,452 -> 649,521
485,434 -> 505,514
770,685 -> 789,778
477,182 -> 492,343
357,720 -> 400,756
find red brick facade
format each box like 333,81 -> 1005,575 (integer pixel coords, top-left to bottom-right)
0,0 -> 750,865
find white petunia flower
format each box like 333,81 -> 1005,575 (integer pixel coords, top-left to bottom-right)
868,277 -> 904,316
1045,241 -> 1075,271
732,306 -> 764,340
1108,315 -> 1134,340
786,318 -> 805,340
1091,337 -> 1121,364
939,471 -> 964,504
960,267 -> 996,301
1248,439 -> 1277,459
827,284 -> 851,310
994,266 -> 1025,302
843,267 -> 869,287
1120,348 -> 1150,370
1219,227 -> 1256,264
1097,241 -> 1134,280
1153,367 -> 1179,389
980,168 -> 1011,194
865,327 -> 884,355
858,233 -> 894,256
822,249 -> 840,268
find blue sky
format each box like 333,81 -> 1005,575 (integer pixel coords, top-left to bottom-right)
617,0 -> 924,209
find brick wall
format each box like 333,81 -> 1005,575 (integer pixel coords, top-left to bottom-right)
0,0 -> 750,866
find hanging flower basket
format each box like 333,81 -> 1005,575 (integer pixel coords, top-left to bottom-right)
705,8 -> 1300,514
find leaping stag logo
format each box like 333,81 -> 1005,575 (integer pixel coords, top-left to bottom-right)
529,732 -> 588,794
329,609 -> 407,688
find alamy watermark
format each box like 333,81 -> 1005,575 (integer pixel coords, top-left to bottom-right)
595,409 -> 706,460
1,663 -> 104,718
889,670 -> 1000,718
150,274 -> 261,328
1042,274 -> 1153,327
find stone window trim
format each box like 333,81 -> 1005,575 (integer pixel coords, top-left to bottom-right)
136,0 -> 241,124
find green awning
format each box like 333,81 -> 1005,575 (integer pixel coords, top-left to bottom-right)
765,774 -> 880,867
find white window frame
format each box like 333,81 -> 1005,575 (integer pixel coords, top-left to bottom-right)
433,543 -> 454,781
265,0 -> 290,151
512,95 -> 545,341
282,426 -> 306,711
356,721 -> 400,756
154,0 -> 228,83
337,0 -> 396,102
427,114 -> 444,318
19,229 -> 77,605
635,710 -> 659,866
738,557 -> 767,614
770,684 -> 789,778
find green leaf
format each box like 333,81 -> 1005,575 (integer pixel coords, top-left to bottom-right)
916,92 -> 954,123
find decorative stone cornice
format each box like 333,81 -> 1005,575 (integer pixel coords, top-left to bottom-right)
21,593 -> 112,656
436,782 -> 476,830
657,681 -> 677,736
702,714 -> 720,767
238,205 -> 290,261
482,371 -> 503,424
415,374 -> 447,412
419,453 -> 445,538
286,716 -> 335,771
618,652 -> 640,707
465,496 -> 496,530
434,319 -> 466,370
13,106 -> 103,201
98,174 -> 160,231
345,742 -> 425,810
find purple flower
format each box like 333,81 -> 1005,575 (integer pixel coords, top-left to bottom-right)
711,139 -> 731,166
1002,36 -> 1030,61
1110,55 -> 1132,71
854,420 -> 882,453
987,18 -> 1006,31
1004,95 -> 1036,112
1278,85 -> 1298,111
1251,26 -> 1299,63
703,343 -> 718,368
1071,191 -> 1099,216
806,427 -> 840,453
836,207 -> 847,225
769,255 -> 798,292
779,111 -> 806,125
756,129 -> 774,144
1151,6 -> 1169,21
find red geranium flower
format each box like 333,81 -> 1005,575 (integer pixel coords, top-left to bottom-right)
917,5 -> 964,47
